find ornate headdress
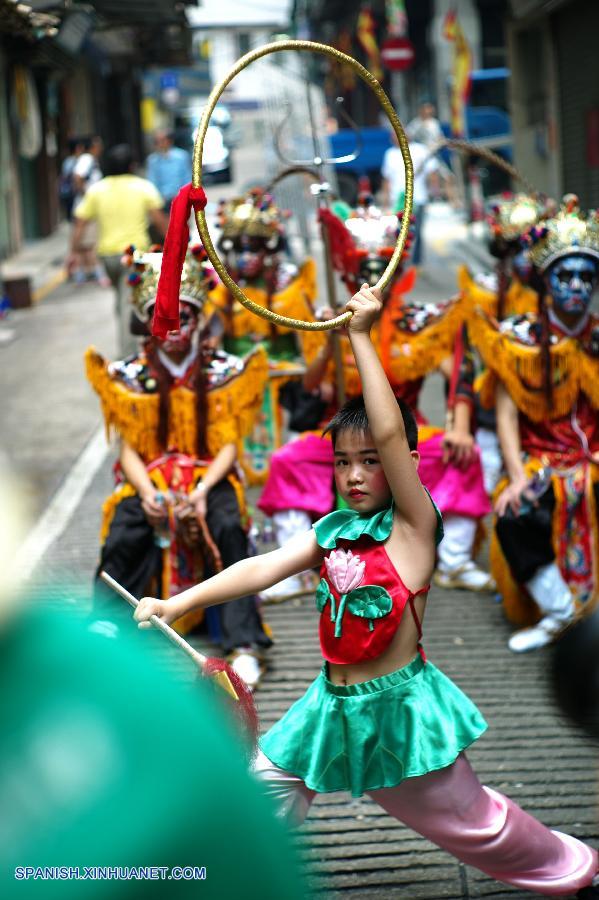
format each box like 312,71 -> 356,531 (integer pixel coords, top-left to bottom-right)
123,244 -> 217,322
216,188 -> 288,245
488,193 -> 547,243
524,195 -> 599,273
336,199 -> 413,290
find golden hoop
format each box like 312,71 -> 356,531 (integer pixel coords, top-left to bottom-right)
193,39 -> 413,332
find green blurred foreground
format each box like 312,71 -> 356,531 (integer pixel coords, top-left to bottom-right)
1,598 -> 308,899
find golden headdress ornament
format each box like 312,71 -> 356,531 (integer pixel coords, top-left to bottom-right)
331,200 -> 413,291
488,193 -> 548,242
525,194 -> 599,272
345,208 -> 401,255
122,244 -> 217,322
216,188 -> 289,244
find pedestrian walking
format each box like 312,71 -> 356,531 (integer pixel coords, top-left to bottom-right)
406,101 -> 444,149
405,102 -> 460,204
146,129 -> 191,211
68,144 -> 168,355
59,136 -> 85,221
134,283 -> 599,898
381,137 -> 439,267
71,134 -> 104,204
67,135 -> 107,285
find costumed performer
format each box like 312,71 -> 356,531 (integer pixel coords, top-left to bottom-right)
459,193 -> 549,494
134,283 -> 599,899
209,188 -> 320,483
469,196 -> 599,652
85,244 -> 272,689
210,188 -> 317,359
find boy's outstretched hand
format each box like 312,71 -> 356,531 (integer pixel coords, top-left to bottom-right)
346,284 -> 383,334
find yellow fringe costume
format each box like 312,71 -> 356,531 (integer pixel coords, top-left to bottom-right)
85,346 -> 268,631
469,312 -> 599,423
86,346 -> 268,462
458,265 -> 537,320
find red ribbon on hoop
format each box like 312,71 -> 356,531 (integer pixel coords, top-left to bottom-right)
151,183 -> 207,338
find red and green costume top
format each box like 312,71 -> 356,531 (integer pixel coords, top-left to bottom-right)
314,500 -> 443,665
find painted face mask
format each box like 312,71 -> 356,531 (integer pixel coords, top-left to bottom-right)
359,255 -> 386,288
161,303 -> 200,354
546,255 -> 599,316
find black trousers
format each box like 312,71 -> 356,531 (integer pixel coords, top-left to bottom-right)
94,478 -> 272,653
496,482 -> 599,585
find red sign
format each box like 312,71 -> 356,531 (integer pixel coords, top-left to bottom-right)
381,37 -> 415,71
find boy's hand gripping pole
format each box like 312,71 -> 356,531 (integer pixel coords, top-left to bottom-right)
99,571 -> 238,701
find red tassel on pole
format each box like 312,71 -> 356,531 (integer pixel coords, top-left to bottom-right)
151,183 -> 207,338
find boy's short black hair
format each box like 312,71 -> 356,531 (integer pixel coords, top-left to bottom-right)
323,394 -> 418,451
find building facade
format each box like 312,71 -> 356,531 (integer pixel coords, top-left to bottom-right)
0,0 -> 197,261
507,0 -> 599,205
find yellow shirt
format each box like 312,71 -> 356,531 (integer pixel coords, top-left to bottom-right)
75,175 -> 164,255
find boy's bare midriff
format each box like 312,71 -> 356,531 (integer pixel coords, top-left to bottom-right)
327,594 -> 427,686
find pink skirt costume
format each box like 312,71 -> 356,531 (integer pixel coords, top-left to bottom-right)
257,433 -> 334,519
256,502 -> 597,896
417,429 -> 491,518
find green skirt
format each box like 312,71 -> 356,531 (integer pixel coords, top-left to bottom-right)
259,655 -> 487,798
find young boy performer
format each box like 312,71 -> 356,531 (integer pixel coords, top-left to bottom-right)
135,284 -> 598,898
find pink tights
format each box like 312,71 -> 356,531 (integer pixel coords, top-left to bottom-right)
253,750 -> 597,896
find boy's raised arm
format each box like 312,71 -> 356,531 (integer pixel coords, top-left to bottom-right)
346,284 -> 437,537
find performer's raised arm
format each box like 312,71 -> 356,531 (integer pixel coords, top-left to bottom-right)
345,284 -> 437,540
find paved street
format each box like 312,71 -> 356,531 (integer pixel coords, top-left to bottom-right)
2,140 -> 598,899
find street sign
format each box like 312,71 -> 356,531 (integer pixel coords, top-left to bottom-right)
381,37 -> 415,72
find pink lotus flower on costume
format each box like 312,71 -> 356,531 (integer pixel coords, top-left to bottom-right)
324,550 -> 366,638
325,550 -> 365,595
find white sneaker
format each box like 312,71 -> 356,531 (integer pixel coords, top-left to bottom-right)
508,615 -> 567,653
229,649 -> 265,691
434,561 -> 496,593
